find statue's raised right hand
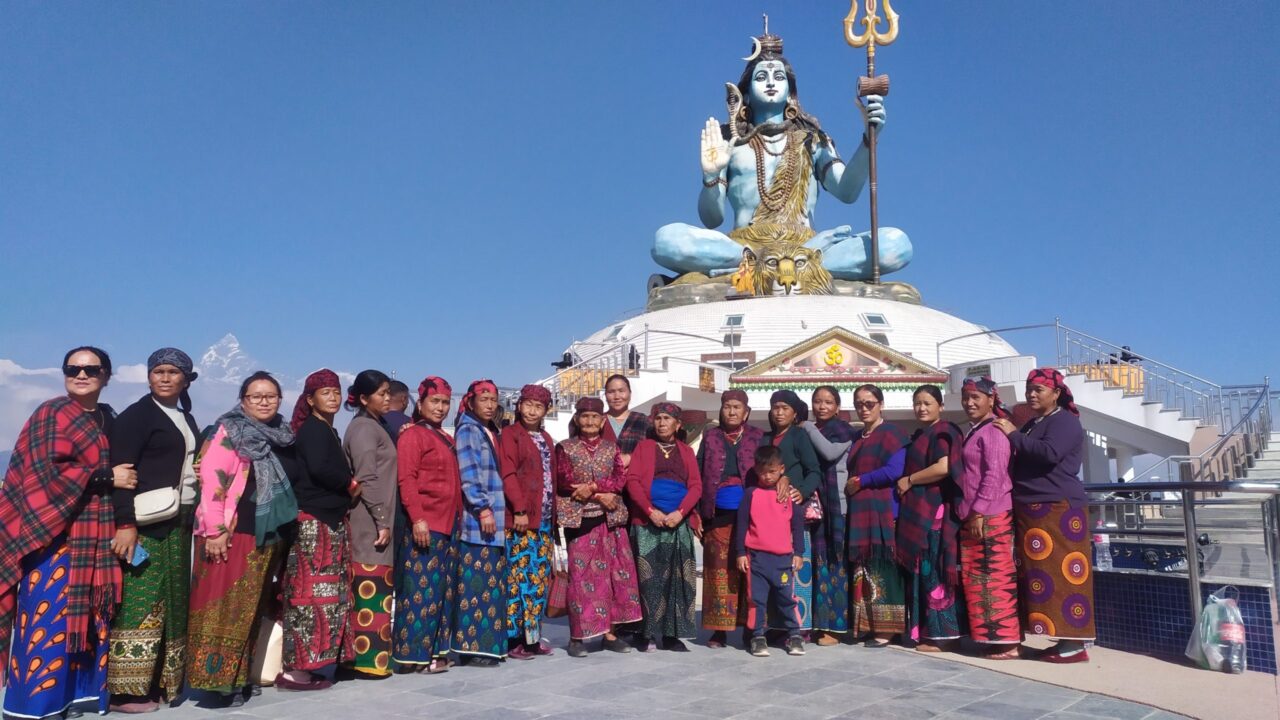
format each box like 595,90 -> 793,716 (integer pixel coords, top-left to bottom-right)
700,117 -> 731,177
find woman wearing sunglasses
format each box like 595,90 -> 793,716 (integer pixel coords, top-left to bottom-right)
845,384 -> 910,647
106,348 -> 202,712
0,347 -> 137,720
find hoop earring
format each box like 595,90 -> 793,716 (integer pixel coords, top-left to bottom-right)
784,97 -> 799,122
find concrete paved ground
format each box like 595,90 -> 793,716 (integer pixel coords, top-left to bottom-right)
143,618 -> 1188,720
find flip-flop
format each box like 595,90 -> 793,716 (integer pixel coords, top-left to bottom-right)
983,648 -> 1020,660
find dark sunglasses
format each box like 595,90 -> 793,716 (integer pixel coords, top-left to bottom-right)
63,364 -> 105,379
854,400 -> 880,409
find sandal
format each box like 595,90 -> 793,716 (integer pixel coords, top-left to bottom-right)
983,647 -> 1020,661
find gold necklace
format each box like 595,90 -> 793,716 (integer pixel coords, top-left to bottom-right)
656,441 -> 677,459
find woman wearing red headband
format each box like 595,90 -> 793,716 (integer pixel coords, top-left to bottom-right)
452,380 -> 508,666
277,369 -> 357,691
341,369 -> 398,678
958,377 -> 1019,659
498,384 -> 558,660
556,398 -> 642,657
993,368 -> 1092,663
393,377 -> 461,674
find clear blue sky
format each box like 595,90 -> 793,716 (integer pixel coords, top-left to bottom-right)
2,2 -> 1277,387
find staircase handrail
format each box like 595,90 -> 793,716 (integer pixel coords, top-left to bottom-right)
1056,322 -> 1222,390
1130,377 -> 1271,484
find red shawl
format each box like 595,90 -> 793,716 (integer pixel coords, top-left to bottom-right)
846,423 -> 909,563
895,422 -> 964,586
0,397 -> 121,681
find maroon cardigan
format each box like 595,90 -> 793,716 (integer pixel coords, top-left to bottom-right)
498,423 -> 556,528
624,438 -> 703,532
396,423 -> 462,536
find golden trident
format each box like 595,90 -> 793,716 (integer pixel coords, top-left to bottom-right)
844,0 -> 899,284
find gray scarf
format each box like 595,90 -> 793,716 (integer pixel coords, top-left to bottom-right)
218,406 -> 297,547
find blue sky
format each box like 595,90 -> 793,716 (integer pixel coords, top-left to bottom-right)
2,1 -> 1277,390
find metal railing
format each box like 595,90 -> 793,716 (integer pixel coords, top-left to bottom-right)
536,324 -> 740,411
1057,322 -> 1228,432
1085,479 -> 1280,619
1129,379 -> 1272,488
935,319 -> 1246,433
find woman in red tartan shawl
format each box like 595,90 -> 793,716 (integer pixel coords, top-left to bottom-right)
0,347 -> 136,720
895,385 -> 964,652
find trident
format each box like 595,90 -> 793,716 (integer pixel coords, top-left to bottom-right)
844,0 -> 899,284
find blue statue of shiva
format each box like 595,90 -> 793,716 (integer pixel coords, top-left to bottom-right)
653,26 -> 911,287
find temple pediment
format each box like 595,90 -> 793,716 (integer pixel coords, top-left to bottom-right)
731,325 -> 946,388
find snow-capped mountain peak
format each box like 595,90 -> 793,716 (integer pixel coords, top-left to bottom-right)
198,333 -> 257,383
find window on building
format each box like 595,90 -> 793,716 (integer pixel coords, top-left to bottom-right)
604,324 -> 625,340
869,332 -> 890,346
861,313 -> 890,329
723,333 -> 742,347
721,314 -> 745,332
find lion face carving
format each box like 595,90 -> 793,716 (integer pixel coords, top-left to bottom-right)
741,241 -> 834,296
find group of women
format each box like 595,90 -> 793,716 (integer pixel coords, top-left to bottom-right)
694,373 -> 1094,664
0,345 -> 1095,720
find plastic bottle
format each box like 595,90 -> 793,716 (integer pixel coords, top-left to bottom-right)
1093,521 -> 1113,571
1219,618 -> 1246,674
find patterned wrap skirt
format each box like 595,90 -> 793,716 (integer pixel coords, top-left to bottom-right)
565,522 -> 642,641
107,516 -> 190,699
394,530 -> 456,664
851,552 -> 906,637
3,537 -> 110,720
960,511 -> 1020,644
769,528 -> 812,631
282,516 -> 354,671
632,523 -> 697,640
1015,501 -> 1096,640
186,536 -> 282,693
350,563 -> 394,675
811,521 -> 850,634
907,527 -> 962,642
452,541 -> 508,659
700,522 -> 745,631
505,518 -> 553,645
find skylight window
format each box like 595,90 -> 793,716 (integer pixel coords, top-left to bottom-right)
605,324 -> 625,340
723,314 -> 745,328
861,313 -> 890,330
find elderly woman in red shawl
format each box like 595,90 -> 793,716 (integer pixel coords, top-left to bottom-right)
556,397 -> 642,658
1,346 -> 134,719
993,368 -> 1092,663
277,369 -> 358,691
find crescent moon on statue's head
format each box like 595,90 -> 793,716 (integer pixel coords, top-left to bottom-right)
743,37 -> 762,62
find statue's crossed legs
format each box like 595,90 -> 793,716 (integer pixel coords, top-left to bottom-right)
652,223 -> 913,281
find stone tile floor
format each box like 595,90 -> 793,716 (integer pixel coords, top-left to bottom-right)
124,619 -> 1189,720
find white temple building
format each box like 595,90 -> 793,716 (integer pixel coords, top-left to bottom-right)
538,292 -> 1225,488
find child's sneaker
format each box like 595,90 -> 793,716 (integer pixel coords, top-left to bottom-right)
785,636 -> 806,656
750,637 -> 770,657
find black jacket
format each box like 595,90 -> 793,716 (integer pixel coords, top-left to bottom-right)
294,415 -> 354,529
109,394 -> 200,529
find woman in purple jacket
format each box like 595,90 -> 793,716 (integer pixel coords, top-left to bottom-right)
993,368 -> 1092,663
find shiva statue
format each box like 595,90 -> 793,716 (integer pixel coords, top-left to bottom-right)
653,22 -> 912,291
